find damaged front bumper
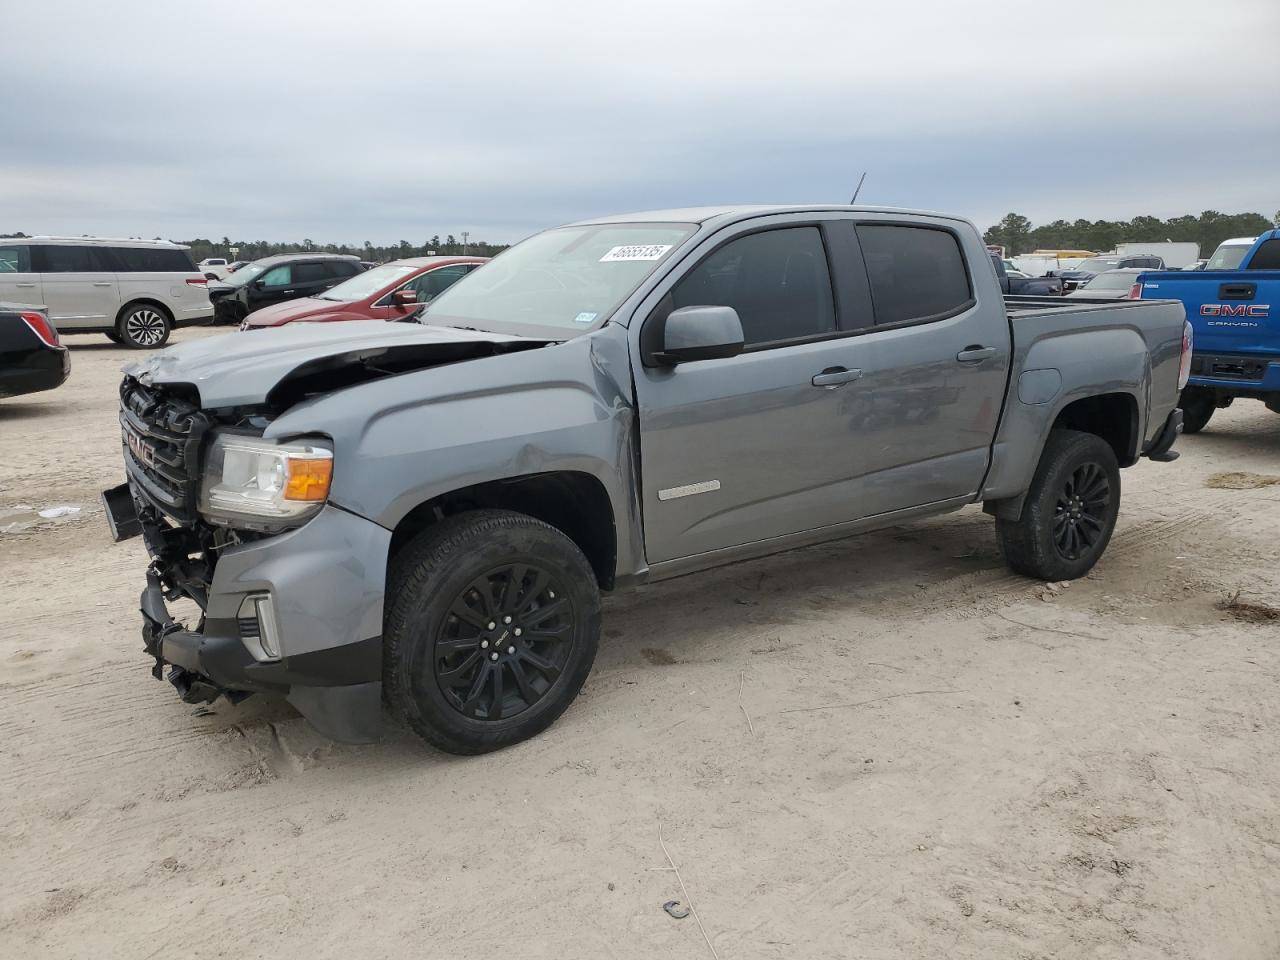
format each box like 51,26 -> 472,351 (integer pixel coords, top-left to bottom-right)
106,485 -> 391,744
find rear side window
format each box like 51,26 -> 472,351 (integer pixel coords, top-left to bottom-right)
293,262 -> 330,283
668,226 -> 836,347
1248,239 -> 1280,270
0,244 -> 31,273
109,247 -> 197,272
857,225 -> 972,325
328,260 -> 361,278
35,245 -> 111,273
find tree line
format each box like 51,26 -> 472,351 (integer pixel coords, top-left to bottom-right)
983,210 -> 1278,258
0,232 -> 510,263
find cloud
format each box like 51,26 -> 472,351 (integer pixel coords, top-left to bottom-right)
2,0 -> 1276,243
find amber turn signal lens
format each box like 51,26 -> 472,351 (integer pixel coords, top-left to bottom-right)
284,457 -> 333,502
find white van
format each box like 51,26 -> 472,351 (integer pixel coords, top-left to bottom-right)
0,237 -> 213,348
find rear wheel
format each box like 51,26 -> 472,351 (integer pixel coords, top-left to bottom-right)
117,304 -> 171,349
105,330 -> 123,344
1179,387 -> 1215,434
997,429 -> 1121,581
383,510 -> 601,755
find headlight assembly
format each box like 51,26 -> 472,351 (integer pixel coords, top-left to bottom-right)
199,434 -> 333,528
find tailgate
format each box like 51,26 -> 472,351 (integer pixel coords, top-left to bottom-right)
1139,271 -> 1280,356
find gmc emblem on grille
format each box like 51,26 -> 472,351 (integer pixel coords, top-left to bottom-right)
1201,304 -> 1270,317
125,428 -> 157,469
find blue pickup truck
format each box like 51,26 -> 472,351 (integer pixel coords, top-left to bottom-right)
1137,230 -> 1280,432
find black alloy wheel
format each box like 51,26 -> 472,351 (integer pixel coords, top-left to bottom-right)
383,509 -> 601,754
434,562 -> 575,721
996,428 -> 1121,581
1052,461 -> 1110,561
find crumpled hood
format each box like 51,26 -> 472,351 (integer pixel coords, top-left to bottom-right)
124,320 -> 546,408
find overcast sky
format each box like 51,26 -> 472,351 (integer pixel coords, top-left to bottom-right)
3,0 -> 1277,246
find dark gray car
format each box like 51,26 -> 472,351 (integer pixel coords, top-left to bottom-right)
103,205 -> 1188,753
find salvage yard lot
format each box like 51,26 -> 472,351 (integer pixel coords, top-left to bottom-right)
2,329 -> 1279,959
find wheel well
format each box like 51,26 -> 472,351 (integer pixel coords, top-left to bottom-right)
1052,392 -> 1138,466
389,471 -> 618,589
116,298 -> 174,327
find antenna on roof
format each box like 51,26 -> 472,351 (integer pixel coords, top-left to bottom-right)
850,172 -> 867,204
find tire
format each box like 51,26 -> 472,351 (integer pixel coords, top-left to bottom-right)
105,330 -> 123,344
997,429 -> 1121,581
383,509 -> 601,755
117,303 -> 172,349
1179,387 -> 1215,434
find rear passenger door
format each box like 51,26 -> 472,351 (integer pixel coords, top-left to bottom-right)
31,244 -> 117,329
0,243 -> 41,309
824,219 -> 1009,516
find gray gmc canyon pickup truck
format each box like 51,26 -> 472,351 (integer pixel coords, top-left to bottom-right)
103,205 -> 1188,753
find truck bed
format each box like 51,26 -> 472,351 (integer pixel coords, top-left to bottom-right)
1004,294 -> 1149,317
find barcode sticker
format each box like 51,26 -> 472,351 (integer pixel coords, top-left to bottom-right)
599,244 -> 672,262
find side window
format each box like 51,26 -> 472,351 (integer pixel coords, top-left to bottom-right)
109,247 -> 197,272
38,245 -> 104,273
411,264 -> 471,300
1247,239 -> 1280,270
293,262 -> 330,283
0,244 -> 31,273
667,226 -> 835,347
261,265 -> 292,286
330,260 -> 361,278
856,225 -> 972,325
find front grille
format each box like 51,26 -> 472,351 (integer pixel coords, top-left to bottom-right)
119,377 -> 213,525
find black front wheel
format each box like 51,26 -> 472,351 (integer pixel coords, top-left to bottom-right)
997,429 -> 1121,581
383,510 -> 601,754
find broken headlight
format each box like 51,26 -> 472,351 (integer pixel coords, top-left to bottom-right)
199,434 -> 333,529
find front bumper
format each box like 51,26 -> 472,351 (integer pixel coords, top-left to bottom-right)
106,487 -> 391,743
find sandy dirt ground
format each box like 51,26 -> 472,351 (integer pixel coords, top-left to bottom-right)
2,327 -> 1278,960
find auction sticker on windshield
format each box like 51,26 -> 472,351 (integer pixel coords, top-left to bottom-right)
599,244 -> 672,262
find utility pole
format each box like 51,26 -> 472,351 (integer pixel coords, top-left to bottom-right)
461,231 -> 470,255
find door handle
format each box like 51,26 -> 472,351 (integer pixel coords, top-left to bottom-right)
1219,283 -> 1256,301
811,366 -> 863,387
282,289 -> 296,295
956,345 -> 997,363
16,282 -> 36,288
93,281 -> 113,287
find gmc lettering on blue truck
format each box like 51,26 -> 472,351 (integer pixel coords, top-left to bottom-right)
1137,230 -> 1280,432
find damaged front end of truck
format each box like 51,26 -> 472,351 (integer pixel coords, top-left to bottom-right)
102,323 -> 553,741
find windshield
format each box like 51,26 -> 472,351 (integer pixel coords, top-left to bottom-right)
424,222 -> 695,336
1075,257 -> 1123,274
1085,271 -> 1136,290
1206,243 -> 1252,271
318,262 -> 419,301
222,262 -> 268,287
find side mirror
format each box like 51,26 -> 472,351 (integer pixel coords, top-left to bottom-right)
650,305 -> 745,366
391,289 -> 418,306
252,278 -> 265,290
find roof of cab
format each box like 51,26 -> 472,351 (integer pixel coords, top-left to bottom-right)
567,204 -> 970,228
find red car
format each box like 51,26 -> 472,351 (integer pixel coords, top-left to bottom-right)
239,256 -> 488,330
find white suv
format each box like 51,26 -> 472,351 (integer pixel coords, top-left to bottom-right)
0,237 -> 213,348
